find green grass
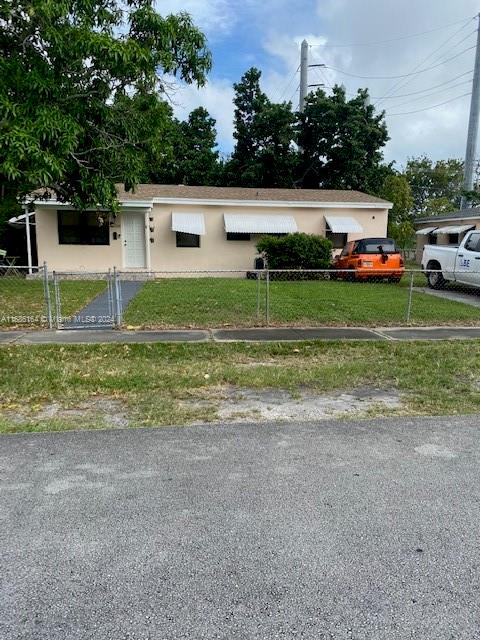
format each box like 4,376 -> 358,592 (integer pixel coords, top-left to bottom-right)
1,340 -> 480,433
122,276 -> 479,328
0,279 -> 106,328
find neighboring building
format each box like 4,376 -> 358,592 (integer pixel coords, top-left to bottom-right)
22,185 -> 392,272
415,208 -> 480,263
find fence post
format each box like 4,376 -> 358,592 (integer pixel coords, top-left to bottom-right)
107,268 -> 113,325
42,262 -> 53,329
405,271 -> 414,324
265,268 -> 270,326
53,271 -> 61,329
113,267 -> 122,327
256,272 -> 261,322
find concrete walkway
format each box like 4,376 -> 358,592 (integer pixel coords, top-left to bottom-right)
414,286 -> 480,308
2,325 -> 480,344
63,281 -> 144,329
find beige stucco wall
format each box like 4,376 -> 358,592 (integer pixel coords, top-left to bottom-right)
415,219 -> 480,263
35,206 -> 123,271
35,203 -> 388,272
148,204 -> 387,272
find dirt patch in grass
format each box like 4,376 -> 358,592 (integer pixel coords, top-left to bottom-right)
3,387 -> 403,432
1,340 -> 480,434
181,386 -> 403,423
3,398 -> 130,432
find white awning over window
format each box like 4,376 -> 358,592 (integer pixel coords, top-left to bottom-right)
171,212 -> 205,236
416,226 -> 438,235
325,216 -> 363,234
432,224 -> 475,235
223,214 -> 297,234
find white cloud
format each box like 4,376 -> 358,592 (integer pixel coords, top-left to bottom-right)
168,78 -> 235,154
310,0 -> 479,165
162,0 -> 480,165
156,0 -> 237,35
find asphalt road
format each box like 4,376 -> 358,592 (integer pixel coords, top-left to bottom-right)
1,416 -> 480,639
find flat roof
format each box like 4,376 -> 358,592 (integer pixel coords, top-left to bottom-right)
416,207 -> 480,224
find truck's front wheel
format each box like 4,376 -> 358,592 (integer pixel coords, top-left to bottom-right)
427,267 -> 445,290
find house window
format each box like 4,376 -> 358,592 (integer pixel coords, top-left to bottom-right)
227,232 -> 251,241
176,232 -> 200,248
448,233 -> 459,245
58,210 -> 110,245
326,230 -> 348,249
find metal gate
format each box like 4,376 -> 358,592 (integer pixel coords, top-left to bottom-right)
49,269 -> 120,329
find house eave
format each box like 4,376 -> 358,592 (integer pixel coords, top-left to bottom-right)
148,197 -> 392,209
33,197 -> 392,210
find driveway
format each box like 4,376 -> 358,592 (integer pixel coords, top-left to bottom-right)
415,285 -> 480,308
1,416 -> 480,639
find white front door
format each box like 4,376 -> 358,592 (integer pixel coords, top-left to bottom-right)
123,213 -> 146,268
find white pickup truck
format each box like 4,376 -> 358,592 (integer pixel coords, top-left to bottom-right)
422,229 -> 480,289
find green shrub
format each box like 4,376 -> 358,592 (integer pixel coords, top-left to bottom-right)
256,233 -> 333,270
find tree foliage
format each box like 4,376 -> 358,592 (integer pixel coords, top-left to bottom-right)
224,68 -> 298,188
0,0 -> 211,211
388,220 -> 416,255
297,86 -> 390,193
380,174 -> 413,224
256,233 -> 332,270
150,107 -> 219,185
403,156 -> 464,217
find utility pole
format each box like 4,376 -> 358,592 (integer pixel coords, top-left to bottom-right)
299,40 -> 326,112
299,39 -> 308,112
461,12 -> 480,209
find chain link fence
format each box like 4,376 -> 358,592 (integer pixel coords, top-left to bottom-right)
0,264 -> 50,329
1,265 -> 479,330
116,268 -> 480,329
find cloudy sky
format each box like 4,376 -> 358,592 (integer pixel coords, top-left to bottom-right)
159,0 -> 479,169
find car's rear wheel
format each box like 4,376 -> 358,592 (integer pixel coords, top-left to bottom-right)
427,266 -> 445,290
346,269 -> 356,282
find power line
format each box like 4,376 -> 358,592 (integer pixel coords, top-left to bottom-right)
308,16 -> 475,48
387,92 -> 471,116
385,79 -> 473,111
276,64 -> 300,103
325,44 -> 475,80
373,70 -> 473,99
309,60 -> 473,99
287,85 -> 300,105
375,19 -> 475,108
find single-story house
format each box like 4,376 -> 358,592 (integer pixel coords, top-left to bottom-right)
414,207 -> 480,263
14,185 -> 392,272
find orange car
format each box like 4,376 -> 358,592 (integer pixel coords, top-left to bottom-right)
332,237 -> 405,282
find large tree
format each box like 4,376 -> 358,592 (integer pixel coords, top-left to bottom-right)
380,174 -> 413,224
151,107 -> 220,185
224,68 -> 298,188
296,86 -> 390,193
0,0 -> 211,215
404,156 -> 464,217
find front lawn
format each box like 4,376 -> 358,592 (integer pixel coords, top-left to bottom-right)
122,276 -> 480,328
1,340 -> 480,433
0,279 -> 106,328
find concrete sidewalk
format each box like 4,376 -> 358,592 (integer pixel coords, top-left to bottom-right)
2,325 -> 480,344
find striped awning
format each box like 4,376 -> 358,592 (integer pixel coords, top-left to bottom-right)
416,226 -> 438,235
171,212 -> 205,236
325,216 -> 363,233
223,214 -> 297,234
432,224 -> 475,235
